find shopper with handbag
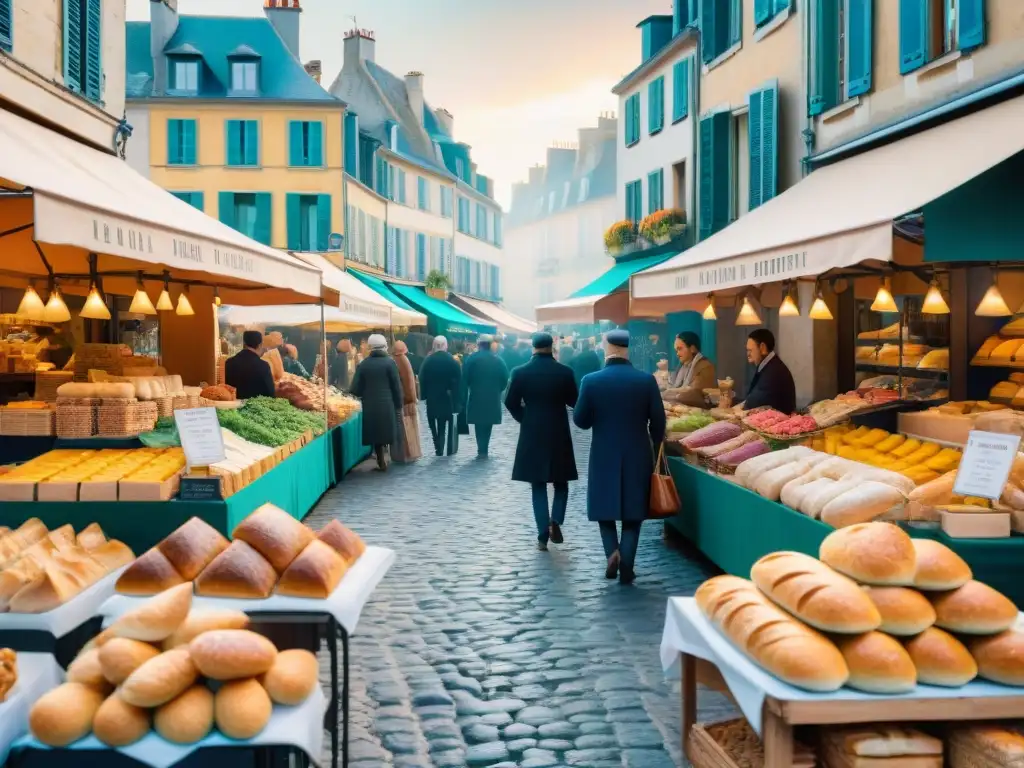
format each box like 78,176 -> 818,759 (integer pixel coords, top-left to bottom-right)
572,329 -> 666,585
390,340 -> 422,463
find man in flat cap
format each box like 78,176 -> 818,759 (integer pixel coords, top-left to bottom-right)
573,328 -> 665,584
505,332 -> 579,551
460,335 -> 510,458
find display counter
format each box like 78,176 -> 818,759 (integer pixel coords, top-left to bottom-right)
331,412 -> 371,479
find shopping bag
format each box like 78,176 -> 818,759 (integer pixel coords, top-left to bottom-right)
649,443 -> 681,519
402,404 -> 423,461
457,411 -> 470,436
447,416 -> 459,455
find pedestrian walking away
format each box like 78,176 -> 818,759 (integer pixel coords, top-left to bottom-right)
461,334 -> 509,458
569,338 -> 601,387
350,333 -> 403,472
419,335 -> 462,456
390,340 -> 422,463
572,328 -> 666,584
504,331 -> 578,551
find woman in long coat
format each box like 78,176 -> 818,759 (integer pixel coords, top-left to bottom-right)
390,340 -> 421,463
350,334 -> 403,471
419,336 -> 461,456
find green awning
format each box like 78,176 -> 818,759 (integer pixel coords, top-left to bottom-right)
571,251 -> 677,299
386,283 -> 497,337
348,269 -> 419,313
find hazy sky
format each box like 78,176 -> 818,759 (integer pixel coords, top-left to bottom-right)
126,0 -> 671,208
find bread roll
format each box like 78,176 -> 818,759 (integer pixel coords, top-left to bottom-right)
969,629 -> 1024,686
92,693 -> 151,747
99,638 -> 162,685
733,447 -> 813,488
29,682 -> 105,746
47,524 -> 75,549
911,539 -> 971,590
215,678 -> 272,739
110,582 -> 193,642
803,479 -> 859,520
66,648 -> 110,691
189,629 -> 277,680
88,540 -> 135,573
261,649 -> 318,705
275,540 -> 347,598
930,579 -> 1017,634
163,609 -> 250,650
830,726 -> 942,757
9,560 -> 93,613
154,685 -> 214,745
232,504 -> 315,573
834,632 -> 917,693
783,477 -> 831,515
819,523 -> 917,586
753,462 -> 809,502
904,627 -> 977,686
750,552 -> 882,633
76,523 -> 107,551
115,548 -> 186,596
695,575 -> 849,692
194,540 -> 277,599
157,517 -> 230,581
120,648 -> 198,707
821,482 -> 905,529
863,586 -> 936,636
317,520 -> 366,563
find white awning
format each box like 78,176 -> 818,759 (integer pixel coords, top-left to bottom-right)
220,304 -> 384,332
632,94 -> 1024,300
0,106 -> 326,305
535,292 -> 629,325
456,296 -> 536,335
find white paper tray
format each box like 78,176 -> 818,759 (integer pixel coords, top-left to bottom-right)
99,547 -> 395,635
0,653 -> 62,766
0,566 -> 128,638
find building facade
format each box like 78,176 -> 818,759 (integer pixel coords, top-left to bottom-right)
124,0 -> 345,252
504,116 -> 618,318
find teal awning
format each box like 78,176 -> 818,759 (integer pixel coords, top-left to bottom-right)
386,283 -> 497,337
571,251 -> 677,298
348,269 -> 419,313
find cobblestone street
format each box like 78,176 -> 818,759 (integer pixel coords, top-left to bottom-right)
308,411 -> 734,767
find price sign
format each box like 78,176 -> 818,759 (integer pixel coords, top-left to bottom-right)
953,430 -> 1021,500
174,408 -> 226,470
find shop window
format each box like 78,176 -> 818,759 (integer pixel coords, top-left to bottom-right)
64,0 -> 103,101
170,59 -> 199,94
230,60 -> 259,94
754,0 -> 792,29
648,170 -> 664,215
699,0 -> 742,64
288,121 -> 324,167
219,192 -> 271,245
900,0 -> 985,74
624,93 -> 641,146
808,0 -> 873,116
648,76 -> 665,135
226,120 -> 259,167
0,0 -> 12,53
167,119 -> 197,166
286,193 -> 331,252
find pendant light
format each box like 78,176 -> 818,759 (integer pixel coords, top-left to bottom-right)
156,275 -> 174,311
809,286 -> 833,321
175,286 -> 195,316
702,294 -> 717,321
921,279 -> 950,315
870,276 -> 899,313
80,283 -> 112,320
16,285 -> 46,320
735,295 -> 762,326
975,275 -> 1012,317
129,274 -> 157,316
42,284 -> 71,323
779,284 -> 800,317
214,287 -> 221,307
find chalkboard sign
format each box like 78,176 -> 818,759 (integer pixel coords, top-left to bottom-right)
179,476 -> 223,502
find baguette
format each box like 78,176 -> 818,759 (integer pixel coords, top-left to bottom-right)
930,580 -> 1017,634
733,447 -> 814,488
818,522 -> 917,586
695,575 -> 848,692
820,482 -> 905,529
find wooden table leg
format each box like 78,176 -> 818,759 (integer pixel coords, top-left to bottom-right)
681,653 -> 697,759
761,706 -> 794,768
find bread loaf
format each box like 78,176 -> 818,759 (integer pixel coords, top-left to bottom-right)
779,475 -> 817,512
752,461 -> 812,501
157,517 -> 230,581
803,479 -> 860,520
215,679 -> 272,740
261,649 -> 319,705
930,580 -> 1017,634
695,575 -> 848,691
76,523 -> 107,551
275,540 -> 347,598
911,539 -> 971,590
88,540 -> 135,573
834,632 -> 917,693
194,540 -> 277,599
29,682 -> 105,746
110,582 -> 193,642
9,561 -> 91,614
162,609 -> 250,650
154,685 -> 214,745
188,629 -> 277,680
969,629 -> 1024,686
829,726 -> 942,757
120,648 -> 198,707
66,648 -> 110,691
904,627 -> 977,686
949,726 -> 1024,768
317,520 -> 366,563
115,548 -> 186,596
98,638 -> 162,685
821,482 -> 905,528
733,447 -> 814,488
232,504 -> 315,573
819,523 -> 917,585
863,587 -> 936,636
908,471 -> 958,507
92,693 -> 151,747
750,552 -> 882,633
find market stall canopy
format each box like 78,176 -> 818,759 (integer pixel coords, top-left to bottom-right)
632,94 -> 1024,305
384,282 -> 497,337
0,107 -> 331,306
449,295 -> 536,335
345,269 -> 429,327
219,304 -> 382,333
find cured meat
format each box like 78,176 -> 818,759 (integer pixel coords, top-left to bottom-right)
681,422 -> 743,450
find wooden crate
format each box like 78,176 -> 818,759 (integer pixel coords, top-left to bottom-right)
0,481 -> 37,502
34,371 -> 74,402
0,408 -> 55,437
689,720 -> 815,768
79,480 -> 119,502
118,471 -> 182,502
36,481 -> 79,502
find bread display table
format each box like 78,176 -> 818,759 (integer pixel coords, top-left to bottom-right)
661,597 -> 1024,767
0,654 -> 62,767
330,414 -> 370,481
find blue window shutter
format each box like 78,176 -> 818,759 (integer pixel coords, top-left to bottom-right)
317,194 -> 332,251
218,192 -> 236,229
85,0 -> 101,101
846,0 -> 873,97
191,192 -> 204,211
699,113 -> 732,239
182,120 -> 197,165
254,193 -> 272,246
309,122 -> 324,166
624,97 -> 633,145
343,113 -> 359,173
226,121 -> 242,166
398,169 -> 407,204
809,0 -> 840,115
625,182 -> 634,221
244,121 -> 259,165
286,194 -> 301,251
958,0 -> 985,51
700,0 -> 717,62
167,120 -> 180,164
673,59 -> 690,122
647,171 -> 662,215
0,0 -> 12,52
754,0 -> 772,26
898,0 -> 928,74
64,0 -> 82,91
648,78 -> 664,134
416,233 -> 426,279
729,0 -> 742,45
632,94 -> 641,143
748,83 -> 778,210
288,121 -> 302,166
698,118 -> 714,240
748,90 -> 763,210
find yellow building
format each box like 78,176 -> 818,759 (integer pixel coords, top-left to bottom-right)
124,0 -> 344,253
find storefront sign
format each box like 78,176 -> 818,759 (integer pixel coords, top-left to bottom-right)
342,297 -> 390,323
953,430 -> 1021,500
174,407 -> 226,470
179,476 -> 223,502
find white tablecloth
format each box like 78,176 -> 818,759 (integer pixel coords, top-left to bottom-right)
0,653 -> 62,765
99,547 -> 395,635
0,567 -> 128,637
13,686 -> 325,768
661,596 -> 1024,734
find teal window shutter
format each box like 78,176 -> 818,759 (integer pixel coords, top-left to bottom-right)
647,170 -> 663,214
397,169 -> 407,204
632,94 -> 641,143
288,121 -> 302,166
748,82 -> 778,210
648,77 -> 665,134
286,194 -> 301,251
64,0 -> 82,92
673,59 -> 690,122
416,233 -> 427,279
624,96 -> 633,145
699,112 -> 732,240
698,117 -> 714,240
182,120 -> 197,165
309,122 -> 324,166
625,183 -> 634,221
316,194 -> 332,251
167,120 -> 181,165
700,0 -> 717,62
729,0 -> 742,45
226,120 -> 242,166
418,177 -> 428,210
218,192 -> 236,229
754,0 -> 772,27
254,193 -> 272,246
846,0 -> 873,97
0,0 -> 12,52
84,0 -> 101,101
898,0 -> 928,74
244,121 -> 259,165
809,0 -> 840,114
958,0 -> 985,51
190,192 -> 204,211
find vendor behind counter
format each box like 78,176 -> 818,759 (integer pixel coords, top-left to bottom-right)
34,326 -> 73,370
224,330 -> 276,400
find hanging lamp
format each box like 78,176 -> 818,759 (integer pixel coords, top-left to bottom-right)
870,276 -> 898,313
80,283 -> 111,320
921,279 -> 950,315
16,285 -> 46,320
156,274 -> 174,311
735,295 -> 762,326
42,283 -> 71,323
702,294 -> 717,321
129,273 -> 157,316
176,286 -> 195,316
779,283 -> 800,317
809,285 -> 833,321
214,287 -> 222,307
976,274 -> 1012,317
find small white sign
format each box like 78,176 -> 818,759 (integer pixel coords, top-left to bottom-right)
174,408 -> 226,470
953,429 -> 1022,500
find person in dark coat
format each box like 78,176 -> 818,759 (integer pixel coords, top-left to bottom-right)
224,330 -> 276,400
461,335 -> 510,458
331,339 -> 353,392
505,332 -> 578,550
570,339 -> 602,387
558,338 -> 575,366
742,328 -> 797,414
419,336 -> 462,456
499,335 -> 523,374
350,334 -> 403,471
573,329 -> 666,585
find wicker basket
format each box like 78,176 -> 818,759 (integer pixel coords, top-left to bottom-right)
56,405 -> 96,438
0,408 -> 55,437
96,401 -> 158,437
172,395 -> 201,411
56,397 -> 101,407
34,371 -> 74,402
153,396 -> 174,419
74,344 -> 126,382
688,720 -> 815,768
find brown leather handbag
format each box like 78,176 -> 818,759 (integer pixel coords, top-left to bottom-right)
649,442 -> 681,519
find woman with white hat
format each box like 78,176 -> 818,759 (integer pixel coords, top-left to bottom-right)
350,333 -> 403,471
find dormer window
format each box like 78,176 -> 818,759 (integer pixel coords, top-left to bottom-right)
172,60 -> 199,93
228,46 -> 261,96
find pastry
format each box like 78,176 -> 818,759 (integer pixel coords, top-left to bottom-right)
194,540 -> 277,599
232,504 -> 315,573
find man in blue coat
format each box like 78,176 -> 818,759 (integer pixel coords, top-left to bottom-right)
573,329 -> 666,584
461,335 -> 510,458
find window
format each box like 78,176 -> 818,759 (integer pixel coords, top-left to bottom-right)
648,77 -> 665,135
754,0 -> 792,28
494,213 -> 503,246
0,0 -> 13,52
219,192 -> 271,245
648,170 -> 664,215
748,83 -> 778,210
417,177 -> 429,211
625,180 -> 643,223
578,177 -> 591,203
286,193 -> 331,251
457,197 -> 470,233
673,58 -> 692,122
698,112 -> 732,240
476,204 -> 488,239
226,120 -> 259,167
416,233 -> 427,279
358,210 -> 367,260
167,119 -> 197,166
64,0 -> 102,101
455,157 -> 466,181
171,191 -> 204,211
440,186 -> 453,217
230,60 -> 259,94
170,60 -> 199,94
490,265 -> 501,300
808,0 -> 873,116
288,121 -> 324,167
624,93 -> 641,146
358,134 -> 377,187
699,0 -> 742,64
900,0 -> 985,75
397,169 -> 407,204
374,155 -> 389,198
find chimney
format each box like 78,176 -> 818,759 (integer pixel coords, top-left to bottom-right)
304,60 -> 322,84
527,165 -> 545,186
545,145 -> 578,184
637,15 -> 673,63
405,72 -> 424,127
433,107 -> 453,137
264,0 -> 302,61
150,0 -> 179,97
596,111 -> 617,136
343,28 -> 376,69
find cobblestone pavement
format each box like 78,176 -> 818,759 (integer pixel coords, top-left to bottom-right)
308,408 -> 735,767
